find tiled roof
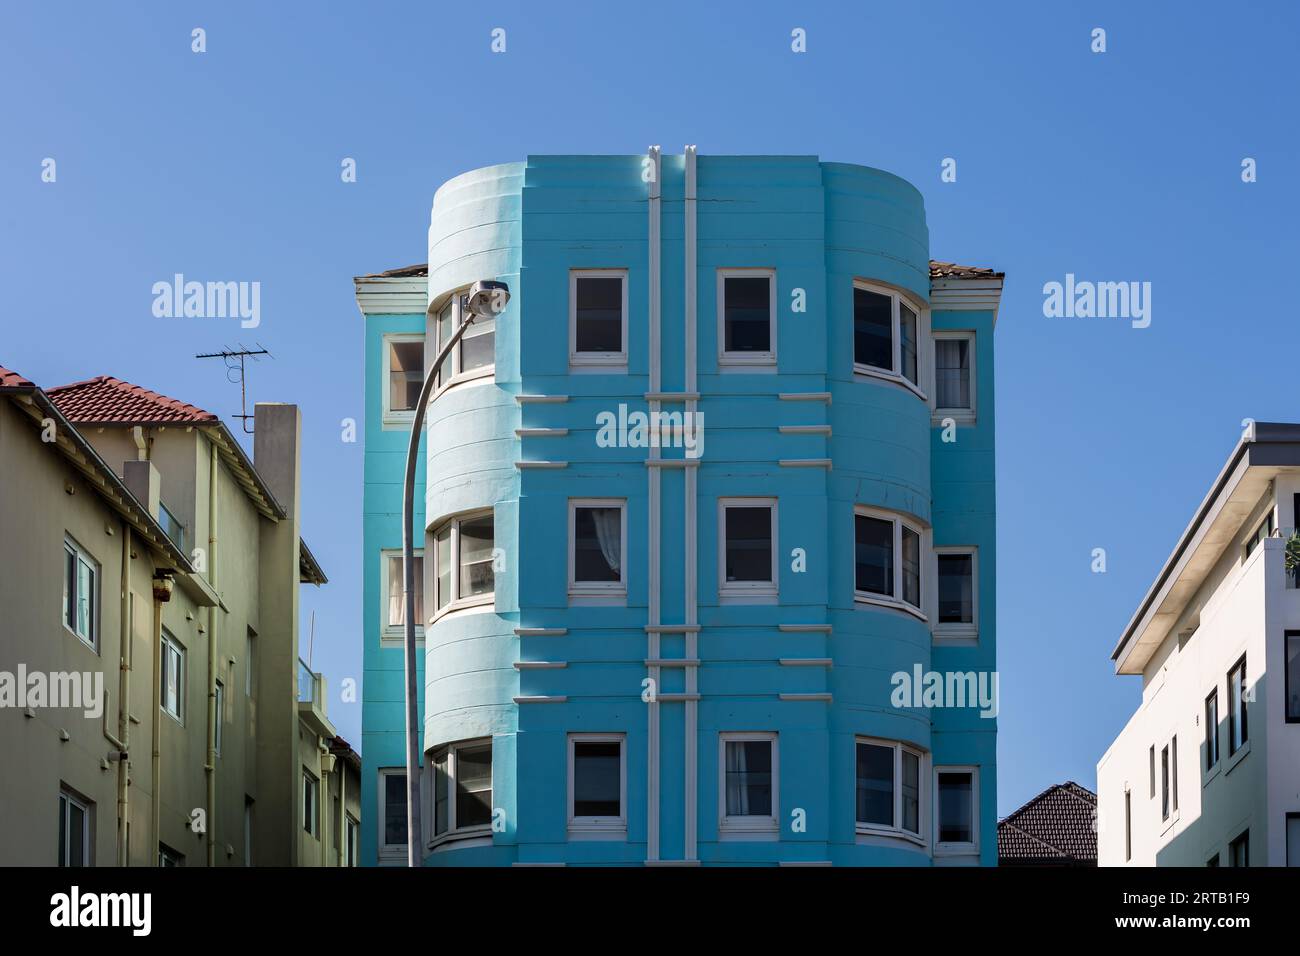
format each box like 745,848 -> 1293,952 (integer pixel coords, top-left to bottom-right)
998,782 -> 1097,866
48,376 -> 218,425
929,260 -> 1005,280
357,264 -> 428,279
0,364 -> 35,389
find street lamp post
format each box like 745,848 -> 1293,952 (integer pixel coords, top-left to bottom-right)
401,279 -> 510,867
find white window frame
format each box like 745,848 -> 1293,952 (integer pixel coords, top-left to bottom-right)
245,628 -> 256,697
931,330 -> 976,424
161,630 -> 185,724
718,732 -> 779,838
58,789 -> 91,867
852,280 -> 928,399
214,678 -> 224,757
569,269 -> 629,369
346,813 -> 359,866
431,289 -> 495,398
854,736 -> 927,845
302,769 -> 319,837
717,268 -> 777,368
377,767 -> 408,863
568,498 -> 627,603
568,732 -> 627,837
425,737 -> 494,849
380,547 -> 425,647
718,497 -> 779,604
933,546 -> 978,643
853,506 -> 928,620
933,765 -> 980,857
381,332 -> 425,427
62,535 -> 99,651
430,510 -> 496,624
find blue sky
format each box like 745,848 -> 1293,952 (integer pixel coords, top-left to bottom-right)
3,1 -> 1297,815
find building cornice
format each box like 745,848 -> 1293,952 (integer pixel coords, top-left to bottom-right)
928,276 -> 1004,325
353,275 -> 429,316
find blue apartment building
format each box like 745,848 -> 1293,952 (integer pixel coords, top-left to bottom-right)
353,152 -> 1003,866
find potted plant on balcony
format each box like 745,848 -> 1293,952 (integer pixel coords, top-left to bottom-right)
1286,530 -> 1300,585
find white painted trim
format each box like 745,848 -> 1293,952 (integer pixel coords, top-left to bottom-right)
933,545 -> 979,644
568,732 -> 628,836
718,497 -> 779,602
354,275 -> 428,315
933,764 -> 980,857
778,623 -> 831,633
645,391 -> 700,402
515,461 -> 569,470
779,392 -> 832,403
929,277 -> 1004,326
515,428 -> 569,438
376,767 -> 409,863
513,661 -> 567,670
779,425 -> 831,436
718,732 -> 780,836
513,695 -> 568,704
778,458 -> 831,469
515,394 -> 569,404
644,459 -> 699,469
717,267 -> 777,367
380,332 -> 423,428
380,547 -> 424,648
779,693 -> 832,702
645,624 -> 701,633
569,269 -> 629,368
645,658 -> 700,667
568,498 -> 628,600
646,144 -> 663,864
658,693 -> 701,702
513,627 -> 567,637
779,658 -> 833,667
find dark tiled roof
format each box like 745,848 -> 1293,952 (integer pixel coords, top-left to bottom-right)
929,260 -> 1005,279
0,365 -> 35,389
357,264 -> 428,279
998,782 -> 1097,866
48,376 -> 218,425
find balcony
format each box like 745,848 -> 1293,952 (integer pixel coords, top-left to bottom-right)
297,659 -> 334,737
159,501 -> 186,553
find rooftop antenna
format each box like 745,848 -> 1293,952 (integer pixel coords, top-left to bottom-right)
195,344 -> 271,433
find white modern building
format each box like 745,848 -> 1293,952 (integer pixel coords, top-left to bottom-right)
1098,423 -> 1300,866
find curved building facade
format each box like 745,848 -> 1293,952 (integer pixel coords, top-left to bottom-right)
355,152 -> 1002,866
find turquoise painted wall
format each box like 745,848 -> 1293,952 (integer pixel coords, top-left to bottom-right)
361,154 -> 997,866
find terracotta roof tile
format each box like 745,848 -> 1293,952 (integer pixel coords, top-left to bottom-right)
47,376 -> 218,425
998,782 -> 1097,866
929,260 -> 1005,279
0,365 -> 35,389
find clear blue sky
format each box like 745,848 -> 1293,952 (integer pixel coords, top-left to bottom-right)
3,1 -> 1297,815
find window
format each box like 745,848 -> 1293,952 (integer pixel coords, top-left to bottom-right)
381,548 -> 424,642
382,334 -> 424,423
855,739 -> 924,839
429,739 -> 493,840
1286,631 -> 1300,722
1228,655 -> 1248,755
245,628 -> 256,697
431,512 -> 495,615
378,768 -> 408,860
161,631 -> 185,722
935,547 -> 976,638
244,797 -> 253,866
936,769 -> 977,851
1124,790 -> 1132,862
718,269 -> 776,366
158,844 -> 184,867
1205,690 -> 1220,770
718,498 -> 777,601
346,814 -> 359,866
853,282 -> 924,392
570,270 -> 628,366
1244,509 -> 1274,558
569,734 -> 626,834
854,508 -> 925,616
569,499 -> 626,599
1171,736 -> 1178,813
432,290 -> 495,391
1161,744 -> 1170,821
934,333 -> 974,415
1287,814 -> 1300,867
719,733 -> 778,835
159,501 -> 187,552
1148,745 -> 1156,798
303,770 -> 319,837
62,536 -> 99,650
214,679 -> 224,757
1229,829 -> 1249,867
57,789 -> 91,867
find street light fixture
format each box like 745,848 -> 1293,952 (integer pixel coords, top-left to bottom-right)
401,278 -> 510,866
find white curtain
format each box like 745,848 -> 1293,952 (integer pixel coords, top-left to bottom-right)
592,508 -> 621,575
387,556 -> 404,626
726,742 -> 749,816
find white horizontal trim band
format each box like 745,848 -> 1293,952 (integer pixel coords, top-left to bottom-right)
514,628 -> 567,637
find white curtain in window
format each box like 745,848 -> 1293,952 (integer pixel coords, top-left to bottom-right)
726,742 -> 749,816
387,556 -> 403,626
591,508 -> 621,575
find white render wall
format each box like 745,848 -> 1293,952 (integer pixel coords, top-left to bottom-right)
1099,481 -> 1300,866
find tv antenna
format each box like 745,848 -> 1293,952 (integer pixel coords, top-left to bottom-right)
195,344 -> 271,434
